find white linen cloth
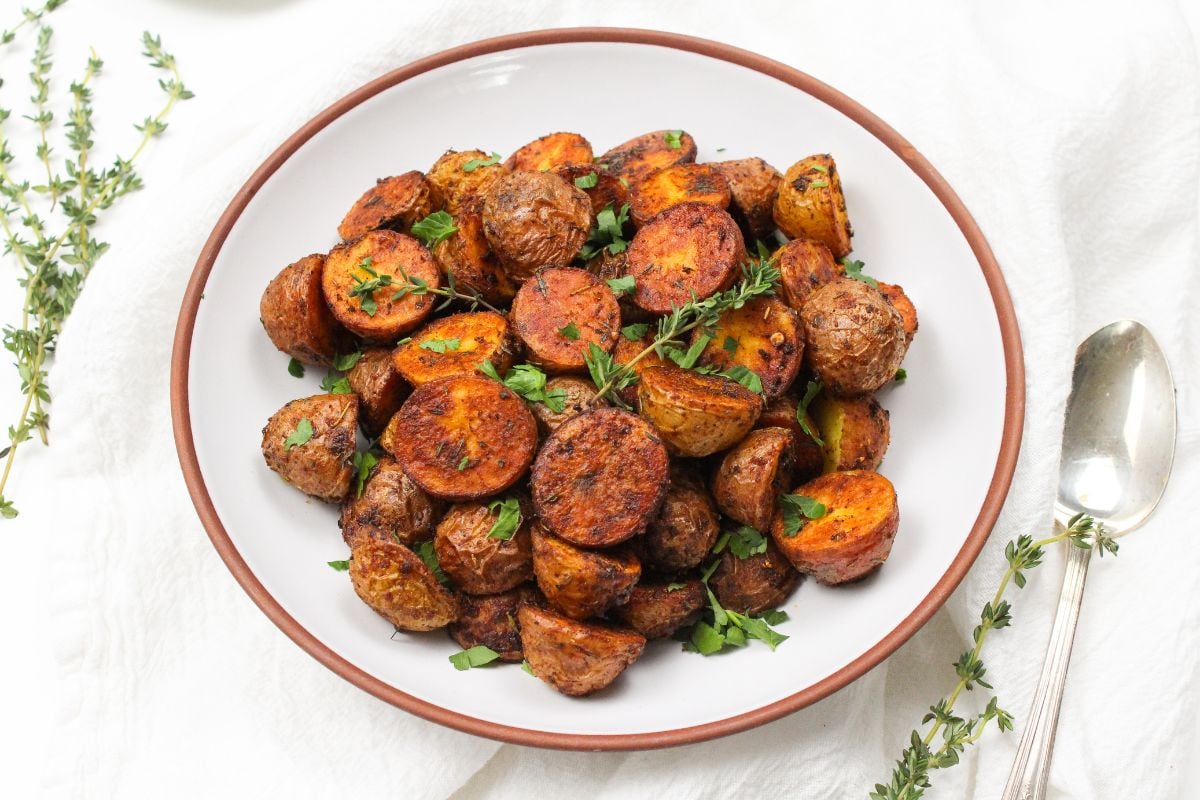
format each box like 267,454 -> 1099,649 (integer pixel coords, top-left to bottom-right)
7,1 -> 1196,797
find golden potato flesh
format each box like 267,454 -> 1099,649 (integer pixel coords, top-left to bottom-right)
641,466 -> 721,572
812,392 -> 891,472
712,157 -> 782,241
259,253 -> 351,367
712,426 -> 797,531
774,237 -> 842,312
800,278 -> 907,396
481,170 -> 591,285
261,393 -> 357,503
338,171 -> 433,241
611,581 -> 705,639
510,267 -> 620,374
390,311 -> 520,387
636,365 -> 762,457
531,524 -> 641,620
628,163 -> 731,226
340,455 -> 443,548
694,296 -> 803,399
346,346 -> 409,437
505,132 -> 593,172
597,129 -> 697,186
773,154 -> 853,258
878,281 -> 918,345
349,539 -> 459,632
427,149 -> 509,213
709,539 -> 799,615
434,498 -> 534,595
518,604 -> 646,697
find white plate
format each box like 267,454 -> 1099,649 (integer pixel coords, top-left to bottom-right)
172,30 -> 1023,749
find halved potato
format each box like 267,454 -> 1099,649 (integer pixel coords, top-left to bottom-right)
694,296 -> 803,399
505,132 -> 593,172
712,157 -> 782,241
391,312 -> 520,387
322,230 -> 440,342
628,163 -> 730,226
611,325 -> 667,407
338,171 -> 433,241
431,210 -> 517,306
259,254 -> 350,367
636,365 -> 762,457
709,539 -> 799,615
346,346 -> 409,436
757,392 -> 825,483
773,154 -> 853,258
611,581 -> 706,638
774,237 -> 842,311
878,281 -> 918,345
641,466 -> 721,572
518,604 -> 646,697
481,170 -> 592,284
349,539 -> 459,631
530,376 -> 598,436
510,267 -> 620,374
427,149 -> 509,213
801,278 -> 907,396
812,393 -> 891,472
434,498 -> 534,595
261,393 -> 357,503
712,427 -> 796,531
340,455 -> 443,549
597,129 -> 697,185
448,588 -> 530,662
531,524 -> 641,620
553,164 -> 629,221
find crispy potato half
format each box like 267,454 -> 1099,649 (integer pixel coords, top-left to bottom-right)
322,230 -> 440,342
530,376 -> 598,436
505,132 -> 593,172
636,365 -> 762,457
878,281 -> 919,345
346,347 -> 409,436
482,170 -> 592,285
427,149 -> 509,213
510,267 -> 620,374
758,392 -> 825,484
384,375 -> 538,500
813,392 -> 891,472
694,296 -> 803,400
641,466 -> 721,573
518,605 -> 646,697
448,588 -> 529,662
712,426 -> 796,531
597,129 -> 697,186
531,524 -> 641,620
770,469 -> 899,584
435,498 -> 534,595
713,157 -> 782,242
340,455 -> 443,549
709,539 -> 799,615
259,254 -> 349,367
626,203 -> 745,315
261,393 -> 357,503
611,325 -> 666,407
531,407 -> 670,548
391,311 -> 520,387
553,164 -> 629,221
773,154 -> 853,258
337,171 -> 433,241
611,581 -> 705,639
801,278 -> 907,396
432,211 -> 516,306
349,539 -> 459,632
628,163 -> 731,227
774,237 -> 842,312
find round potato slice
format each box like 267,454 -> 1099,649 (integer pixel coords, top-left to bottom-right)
636,365 -> 762,457
626,203 -> 745,315
340,455 -> 443,549
757,392 -> 825,484
553,164 -> 629,221
448,588 -> 531,662
505,132 -> 593,172
531,407 -> 670,548
432,210 -> 517,306
611,581 -> 706,639
773,154 -> 853,258
391,312 -> 520,387
518,604 -> 646,697
261,393 -> 357,503
878,281 -> 919,345
812,392 -> 891,472
481,170 -> 592,285
640,466 -> 720,573
586,248 -> 652,326
427,149 -> 509,213
774,237 -> 842,311
694,296 -> 803,399
530,376 -> 598,436
337,171 -> 433,241
769,469 -> 899,585
349,539 -> 459,632
434,498 -> 534,595
531,524 -> 641,620
712,426 -> 797,531
346,346 -> 409,436
322,230 -> 441,342
801,278 -> 907,396
597,129 -> 697,186
628,163 -> 731,226
259,254 -> 350,367
383,375 -> 538,500
510,267 -> 620,374
709,539 -> 799,615
712,157 -> 783,242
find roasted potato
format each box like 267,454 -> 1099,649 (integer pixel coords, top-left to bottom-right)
259,254 -> 350,367
261,393 -> 357,503
812,392 -> 891,472
801,278 -> 907,396
510,267 -> 620,374
383,374 -> 538,500
694,296 -> 803,400
531,407 -> 670,547
774,237 -> 842,312
431,210 -> 516,306
505,132 -> 593,172
587,248 -> 653,326
481,170 -> 592,284
712,157 -> 782,241
338,171 -> 433,241
434,498 -> 534,595
531,524 -> 641,620
611,581 -> 706,638
712,427 -> 796,531
769,469 -> 899,584
390,311 -> 520,387
773,154 -> 853,258
611,324 -> 666,407
636,365 -> 762,457
757,392 -> 825,483
554,164 -> 629,221
345,346 -> 409,436
427,149 -> 509,213
597,129 -> 697,186
518,604 -> 646,697
628,163 -> 731,227
709,539 -> 799,615
349,538 -> 459,631
322,230 -> 440,342
626,203 -> 745,315
878,281 -> 918,345
448,588 -> 529,662
530,376 -> 598,436
340,455 -> 443,548
641,466 -> 721,572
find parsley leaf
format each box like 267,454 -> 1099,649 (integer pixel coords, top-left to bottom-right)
352,451 -> 377,498
713,525 -> 768,559
796,379 -> 824,446
666,333 -> 711,370
457,455 -> 470,471
479,361 -> 567,412
809,163 -> 828,174
415,540 -> 449,585
690,621 -> 726,655
521,659 -> 536,676
462,152 -> 502,172
841,258 -> 879,289
558,322 -> 580,340
348,260 -> 394,316
410,210 -> 458,248
284,418 -> 313,450
605,275 -> 636,296
333,351 -> 362,371
722,336 -> 739,355
449,645 -> 501,671
327,559 -> 350,572
664,129 -> 684,149
721,365 -> 763,394
320,372 -> 352,394
895,367 -> 908,382
666,581 -> 686,592
578,203 -> 631,260
420,338 -> 461,353
779,493 -> 827,537
287,358 -> 305,378
621,322 -> 650,341
574,172 -> 599,189
487,496 -> 523,540
759,608 -> 789,625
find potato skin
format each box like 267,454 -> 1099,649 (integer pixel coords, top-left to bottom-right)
774,237 -> 842,312
773,154 -> 853,258
434,498 -> 534,595
384,375 -> 538,500
709,539 -> 799,615
349,539 -> 459,631
636,366 -> 762,457
587,248 -> 653,326
554,164 -> 629,221
427,149 -> 509,213
694,296 -> 803,400
390,311 -> 520,387
626,203 -> 745,315
448,588 -> 528,662
878,281 -> 918,345
813,392 -> 891,472
518,604 -> 646,697
340,455 -> 443,549
338,171 -> 433,241
611,581 -> 705,639
713,157 -> 782,241
261,393 -> 357,503
259,254 -> 349,367
510,267 -> 620,374
598,129 -> 697,186
481,171 -> 592,285
641,467 -> 721,572
431,210 -> 516,306
322,230 -> 440,342
530,376 -> 598,436
531,524 -> 641,620
757,393 -> 825,484
611,325 -> 666,407
769,470 -> 899,584
801,279 -> 907,396
531,407 -> 670,548
712,427 -> 796,531
346,346 -> 409,436
628,163 -> 731,227
505,132 -> 593,172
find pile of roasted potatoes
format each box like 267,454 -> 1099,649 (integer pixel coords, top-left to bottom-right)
259,129 -> 917,697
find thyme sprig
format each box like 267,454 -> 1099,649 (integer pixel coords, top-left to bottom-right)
389,265 -> 502,314
871,513 -> 1118,800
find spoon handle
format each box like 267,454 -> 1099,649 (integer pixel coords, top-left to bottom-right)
1000,542 -> 1093,800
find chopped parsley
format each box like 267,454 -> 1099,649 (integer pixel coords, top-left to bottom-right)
721,364 -> 763,394
287,358 -> 305,378
558,322 -> 580,340
712,525 -> 768,559
449,645 -> 500,671
685,560 -> 789,655
574,172 -> 599,189
419,338 -> 461,353
722,336 -> 739,355
779,493 -> 827,537
605,275 -> 636,296
462,152 -> 501,172
457,455 -> 470,471
327,559 -> 350,572
796,379 -> 824,446
478,360 -> 567,413
895,367 -> 908,382
621,322 -> 650,341
333,351 -> 362,371
320,372 -> 352,395
283,418 -> 313,450
410,210 -> 458,248
578,202 -> 631,260
841,258 -> 879,289
486,497 -> 523,540
415,540 -> 449,585
352,451 -> 378,498
664,129 -> 684,149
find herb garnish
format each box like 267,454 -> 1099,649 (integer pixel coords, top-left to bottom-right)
578,202 -> 631,260
664,129 -> 684,149
712,525 -> 768,559
462,152 -> 501,172
333,351 -> 362,371
388,264 -> 502,313
410,210 -> 458,248
327,559 -> 350,572
778,494 -> 826,537
284,418 -> 314,450
558,322 -> 580,340
486,496 -> 523,540
574,172 -> 598,189
457,455 -> 470,471
479,360 -> 567,413
320,372 -> 352,394
605,274 -> 636,296
449,645 -> 500,670
722,336 -> 739,355
796,380 -> 824,446
348,258 -> 393,316
842,257 -> 880,289
621,322 -> 649,341
415,540 -> 449,585
287,358 -> 305,378
666,582 -> 686,592
352,451 -> 378,498
684,560 -> 789,655
419,338 -> 461,353
895,368 -> 908,382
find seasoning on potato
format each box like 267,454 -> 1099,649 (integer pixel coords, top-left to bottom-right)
481,170 -> 591,285
529,376 -> 598,435
636,365 -> 762,457
773,154 -> 853,258
597,129 -> 697,186
712,426 -> 797,531
259,253 -> 349,367
709,538 -> 800,615
261,393 -> 357,503
431,210 -> 516,306
611,581 -> 706,639
694,296 -> 804,400
713,157 -> 782,241
349,538 -> 459,631
345,346 -> 409,436
531,523 -> 641,619
774,237 -> 842,312
427,148 -> 509,213
640,466 -> 721,573
338,171 -> 433,241
554,164 -> 629,221
801,278 -> 907,396
510,267 -> 620,374
878,281 -> 919,345
448,588 -> 531,662
505,131 -> 593,172
518,604 -> 646,697
391,311 -> 520,387
340,455 -> 443,549
628,163 -> 731,226
812,392 -> 891,472
757,391 -> 825,484
434,497 -> 534,595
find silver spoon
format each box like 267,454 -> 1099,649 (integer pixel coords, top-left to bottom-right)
1001,320 -> 1177,800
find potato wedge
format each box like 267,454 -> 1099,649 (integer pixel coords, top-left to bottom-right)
801,278 -> 907,396
694,296 -> 803,399
427,149 -> 509,213
383,375 -> 538,500
812,392 -> 891,472
531,524 -> 641,620
434,497 -> 534,595
597,129 -> 697,186
340,455 -> 443,549
338,171 -> 433,241
773,154 -> 853,258
712,157 -> 782,241
709,539 -> 799,615
448,588 -> 530,662
322,230 -> 440,342
757,392 -> 825,483
878,281 -> 918,345
775,237 -> 842,311
391,311 -> 519,387
431,210 -> 517,306
346,346 -> 409,436
261,393 -> 357,503
259,254 -> 350,367
628,163 -> 731,226
712,427 -> 796,531
518,604 -> 646,697
626,203 -> 745,315
641,466 -> 721,572
530,376 -> 598,436
611,581 -> 705,639
510,267 -> 620,374
481,170 -> 592,284
553,164 -> 629,221
636,365 -> 761,457
349,538 -> 459,631
531,407 -> 670,548
769,469 -> 899,584
505,132 -> 593,172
